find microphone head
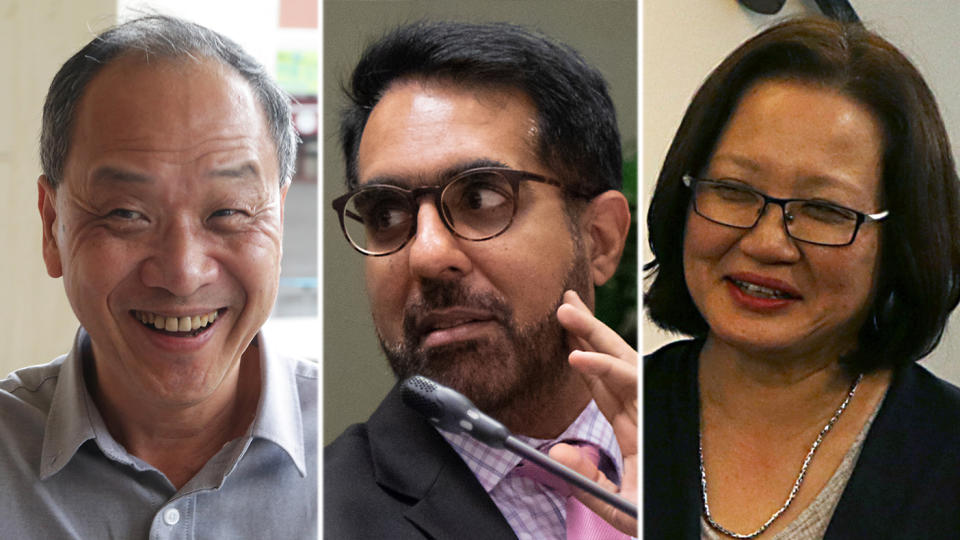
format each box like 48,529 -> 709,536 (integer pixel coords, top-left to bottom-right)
400,375 -> 443,419
400,375 -> 511,447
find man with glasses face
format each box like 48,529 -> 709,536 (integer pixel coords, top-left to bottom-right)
326,21 -> 636,538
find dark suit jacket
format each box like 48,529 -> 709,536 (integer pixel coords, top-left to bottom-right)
645,339 -> 960,539
324,385 -> 518,539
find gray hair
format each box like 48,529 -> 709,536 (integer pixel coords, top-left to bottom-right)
41,14 -> 298,189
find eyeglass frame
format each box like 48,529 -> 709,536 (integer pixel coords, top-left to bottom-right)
332,166 -> 564,256
682,174 -> 889,247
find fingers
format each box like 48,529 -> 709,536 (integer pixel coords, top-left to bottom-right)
549,443 -> 638,535
557,289 -> 637,410
569,350 -> 637,395
557,289 -> 638,453
557,291 -> 635,361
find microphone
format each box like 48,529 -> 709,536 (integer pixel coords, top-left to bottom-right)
400,375 -> 637,519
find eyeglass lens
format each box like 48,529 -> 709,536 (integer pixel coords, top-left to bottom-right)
694,181 -> 860,245
340,170 -> 518,254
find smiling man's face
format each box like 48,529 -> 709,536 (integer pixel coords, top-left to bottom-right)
39,55 -> 287,407
356,78 -> 591,416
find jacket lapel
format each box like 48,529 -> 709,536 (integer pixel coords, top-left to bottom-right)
826,364 -> 960,538
367,385 -> 517,540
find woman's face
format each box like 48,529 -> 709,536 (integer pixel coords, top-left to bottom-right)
683,79 -> 885,360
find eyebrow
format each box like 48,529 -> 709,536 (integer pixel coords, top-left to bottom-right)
91,166 -> 152,185
709,153 -> 762,174
361,158 -> 510,188
90,163 -> 262,185
206,163 -> 260,180
710,153 -> 866,196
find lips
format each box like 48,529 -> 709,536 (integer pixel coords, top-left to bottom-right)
725,274 -> 801,311
132,308 -> 223,337
411,308 -> 499,347
728,278 -> 799,300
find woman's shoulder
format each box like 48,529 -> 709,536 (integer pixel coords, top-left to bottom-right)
643,338 -> 704,408
829,363 -> 960,536
887,363 -> 960,432
859,361 -> 960,472
644,338 -> 702,375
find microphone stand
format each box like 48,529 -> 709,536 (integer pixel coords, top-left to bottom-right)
401,375 -> 637,519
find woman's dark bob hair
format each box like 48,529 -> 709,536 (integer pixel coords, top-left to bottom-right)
645,17 -> 960,373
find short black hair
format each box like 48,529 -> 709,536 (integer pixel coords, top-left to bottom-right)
645,17 -> 960,373
339,20 -> 621,197
42,14 -> 297,189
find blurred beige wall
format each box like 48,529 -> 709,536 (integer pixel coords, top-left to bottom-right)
0,1 -> 116,378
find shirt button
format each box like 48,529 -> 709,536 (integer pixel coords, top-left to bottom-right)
163,508 -> 180,526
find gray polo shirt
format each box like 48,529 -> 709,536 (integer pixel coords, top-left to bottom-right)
0,328 -> 317,539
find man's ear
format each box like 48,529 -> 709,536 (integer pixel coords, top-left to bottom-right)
38,175 -> 63,278
580,190 -> 631,286
279,181 -> 290,224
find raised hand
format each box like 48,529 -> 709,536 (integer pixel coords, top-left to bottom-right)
553,289 -> 638,535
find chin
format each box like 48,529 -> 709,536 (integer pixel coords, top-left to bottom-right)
388,338 -> 518,410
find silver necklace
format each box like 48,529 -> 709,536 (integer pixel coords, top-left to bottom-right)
699,373 -> 863,539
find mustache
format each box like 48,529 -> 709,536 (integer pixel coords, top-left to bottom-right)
402,279 -> 514,345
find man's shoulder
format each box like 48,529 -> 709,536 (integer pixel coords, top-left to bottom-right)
0,356 -> 67,412
322,420 -> 408,537
260,331 -> 318,384
322,404 -> 513,539
0,356 -> 67,499
322,392 -> 406,481
261,336 -> 318,409
279,352 -> 318,385
324,422 -> 374,475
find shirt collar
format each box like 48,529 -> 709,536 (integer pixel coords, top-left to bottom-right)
249,327 -> 308,476
41,328 -> 103,479
439,400 -> 623,494
39,327 -> 307,479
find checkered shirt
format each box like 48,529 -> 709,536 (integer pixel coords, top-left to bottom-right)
440,401 -> 624,540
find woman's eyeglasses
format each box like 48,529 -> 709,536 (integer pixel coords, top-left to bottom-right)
683,175 -> 888,247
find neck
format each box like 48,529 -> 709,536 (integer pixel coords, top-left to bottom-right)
496,370 -> 592,439
698,334 -> 859,434
88,344 -> 262,489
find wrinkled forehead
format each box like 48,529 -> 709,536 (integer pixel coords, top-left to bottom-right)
63,54 -> 277,182
80,55 -> 263,135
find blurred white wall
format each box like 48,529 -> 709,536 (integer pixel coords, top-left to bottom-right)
117,0 -> 281,72
643,0 -> 960,385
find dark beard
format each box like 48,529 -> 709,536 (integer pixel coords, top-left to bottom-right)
377,242 -> 592,422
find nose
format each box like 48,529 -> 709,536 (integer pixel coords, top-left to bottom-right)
140,218 -> 218,297
738,203 -> 802,263
406,201 -> 473,280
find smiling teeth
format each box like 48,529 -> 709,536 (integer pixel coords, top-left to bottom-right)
135,309 -> 219,332
732,280 -> 794,299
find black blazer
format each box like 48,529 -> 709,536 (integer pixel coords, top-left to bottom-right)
324,385 -> 518,539
645,339 -> 960,539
